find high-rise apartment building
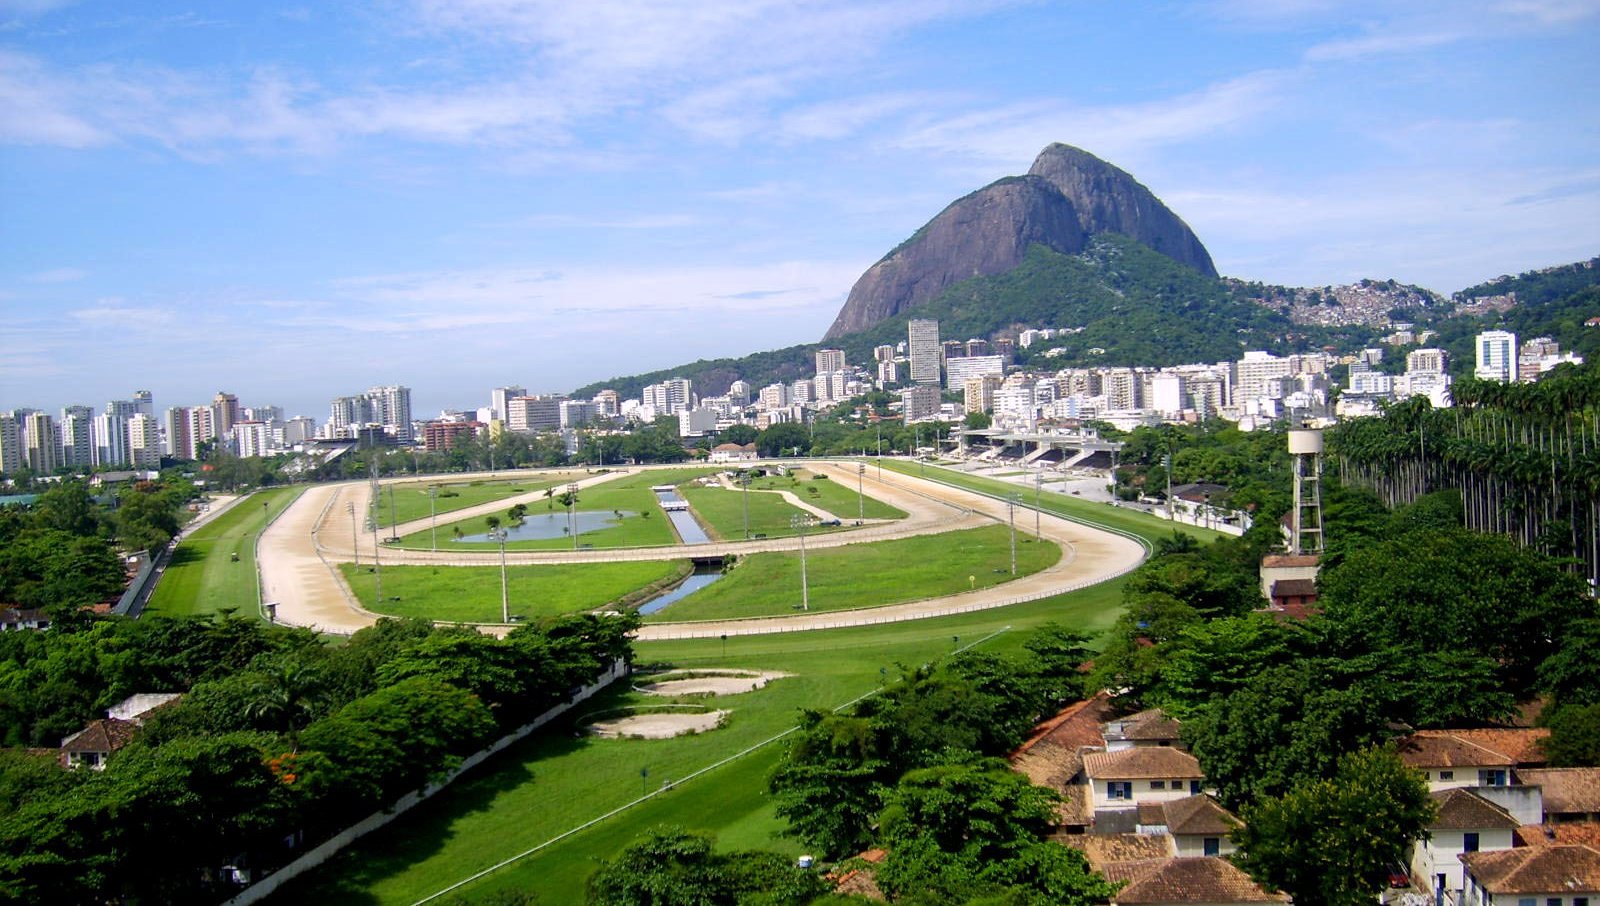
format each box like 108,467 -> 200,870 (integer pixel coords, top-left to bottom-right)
945,355 -> 1005,390
1474,330 -> 1518,383
874,344 -> 896,364
60,405 -> 93,467
1407,348 -> 1448,374
902,384 -> 941,424
20,411 -> 57,474
283,416 -> 316,446
592,389 -> 621,417
815,348 -> 846,375
507,395 -> 562,433
91,412 -> 129,467
368,385 -> 413,442
211,392 -> 241,440
908,319 -> 941,385
964,374 -> 1004,414
0,414 -> 21,475
127,413 -> 161,467
233,421 -> 271,458
1234,352 -> 1294,407
491,386 -> 527,421
132,390 -> 153,417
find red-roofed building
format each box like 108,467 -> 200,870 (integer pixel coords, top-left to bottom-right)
1461,844 -> 1600,905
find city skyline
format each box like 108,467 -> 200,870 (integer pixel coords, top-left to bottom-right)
4,1 -> 1599,415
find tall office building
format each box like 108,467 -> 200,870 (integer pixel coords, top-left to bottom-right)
59,405 -> 93,467
127,413 -> 161,467
908,319 -> 941,386
902,384 -> 941,424
1474,330 -> 1518,383
506,396 -> 562,433
132,390 -> 154,417
491,386 -> 527,421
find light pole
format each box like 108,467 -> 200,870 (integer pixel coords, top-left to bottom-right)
369,511 -> 382,605
387,484 -> 399,541
567,482 -> 580,550
791,514 -> 814,610
1034,470 -> 1042,539
1007,492 -> 1019,576
428,485 -> 438,552
490,527 -> 509,623
857,463 -> 866,523
347,502 -> 359,567
740,470 -> 750,540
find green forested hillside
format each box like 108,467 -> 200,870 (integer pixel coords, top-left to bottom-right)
1454,257 -> 1600,304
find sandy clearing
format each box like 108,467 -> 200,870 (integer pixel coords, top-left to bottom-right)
636,671 -> 792,696
588,710 -> 728,739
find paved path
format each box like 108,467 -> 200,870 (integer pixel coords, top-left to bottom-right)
257,461 -> 1147,637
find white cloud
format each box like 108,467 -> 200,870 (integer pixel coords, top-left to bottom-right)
26,266 -> 87,283
1304,27 -> 1467,62
1497,0 -> 1600,23
891,70 -> 1288,169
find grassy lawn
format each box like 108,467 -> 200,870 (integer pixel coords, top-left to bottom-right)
338,560 -> 692,623
396,468 -> 717,551
375,472 -> 581,528
648,524 -> 1061,623
879,459 -> 1226,546
678,484 -> 810,541
144,486 -> 306,620
272,576 -> 1132,906
751,468 -> 907,521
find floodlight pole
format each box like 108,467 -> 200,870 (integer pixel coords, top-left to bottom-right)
568,482 -> 580,550
1034,470 -> 1042,539
347,502 -> 359,567
428,485 -> 438,552
741,471 -> 750,540
494,528 -> 510,623
387,484 -> 398,541
857,463 -> 866,523
791,515 -> 812,610
1008,492 -> 1019,576
370,513 -> 382,605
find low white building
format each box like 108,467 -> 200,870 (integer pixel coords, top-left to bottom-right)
1082,747 -> 1206,814
1410,788 -> 1520,902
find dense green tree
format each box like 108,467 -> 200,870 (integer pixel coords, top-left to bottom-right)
1538,703 -> 1600,767
757,423 -> 812,458
586,826 -> 828,906
1234,748 -> 1435,906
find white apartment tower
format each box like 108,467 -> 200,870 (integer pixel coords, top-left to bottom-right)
59,405 -> 93,467
367,385 -> 413,442
491,386 -> 527,421
908,319 -> 941,386
127,413 -> 161,467
1474,330 -> 1518,383
815,348 -> 846,375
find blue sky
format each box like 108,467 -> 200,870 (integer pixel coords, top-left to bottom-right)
3,0 -> 1598,418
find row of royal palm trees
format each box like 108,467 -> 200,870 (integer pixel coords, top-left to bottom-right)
1328,363 -> 1600,586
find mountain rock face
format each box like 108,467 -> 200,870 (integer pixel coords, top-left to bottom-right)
823,143 -> 1217,339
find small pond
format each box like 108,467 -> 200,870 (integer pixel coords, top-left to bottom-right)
458,510 -> 636,542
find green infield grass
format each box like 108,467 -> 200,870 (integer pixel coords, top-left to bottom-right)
396,468 -> 717,551
375,472 -> 582,527
339,559 -> 692,623
144,486 -> 306,620
646,524 -> 1060,623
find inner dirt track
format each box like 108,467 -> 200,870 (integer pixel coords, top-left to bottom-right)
256,460 -> 1148,638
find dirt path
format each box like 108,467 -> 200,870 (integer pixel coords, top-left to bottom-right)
257,461 -> 1147,636
710,473 -> 841,522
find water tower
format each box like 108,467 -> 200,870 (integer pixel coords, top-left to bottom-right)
1287,428 -> 1324,555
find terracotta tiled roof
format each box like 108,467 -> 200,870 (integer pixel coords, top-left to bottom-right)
1057,784 -> 1093,826
1105,708 -> 1183,742
1063,833 -> 1173,870
1158,795 -> 1241,836
1417,728 -> 1550,765
1010,692 -> 1115,790
1396,732 -> 1517,768
1109,857 -> 1289,904
1260,554 -> 1320,568
1516,823 -> 1600,849
1083,747 -> 1204,781
1431,788 -> 1519,830
1518,768 -> 1600,816
1269,578 -> 1317,597
1460,844 -> 1600,894
59,718 -> 139,754
831,849 -> 887,901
